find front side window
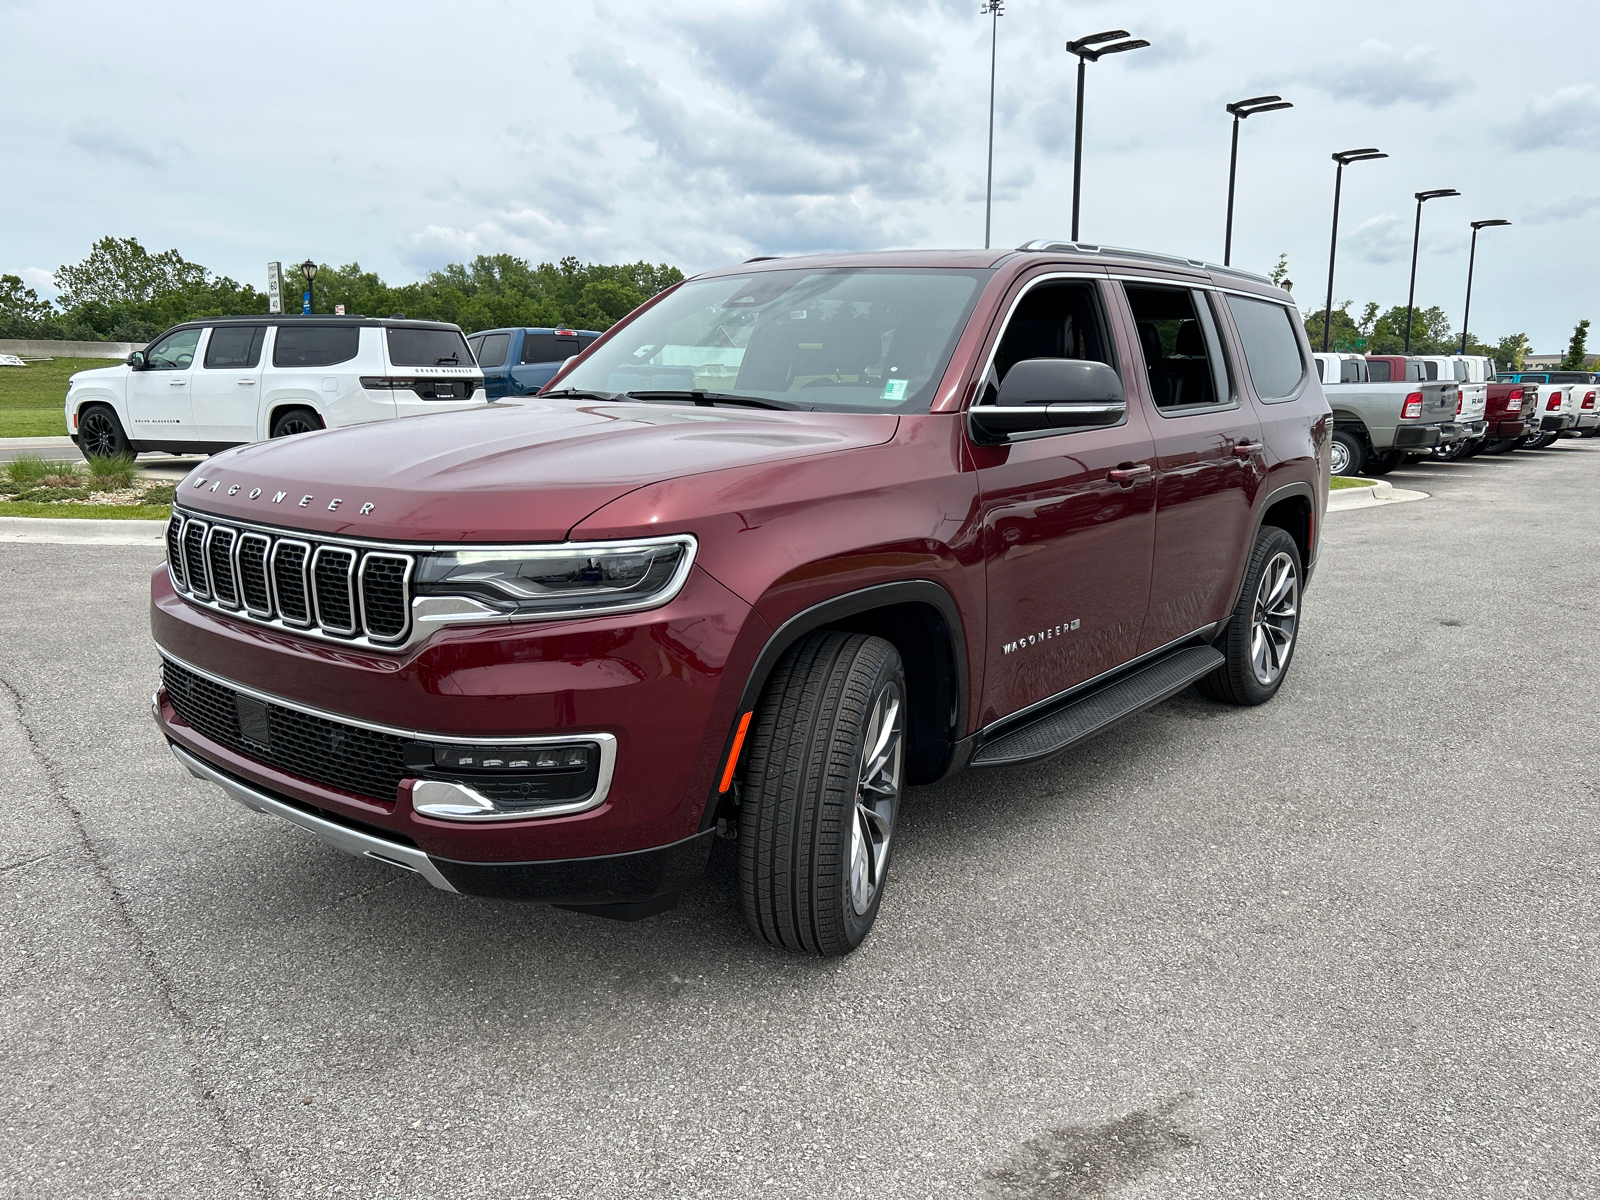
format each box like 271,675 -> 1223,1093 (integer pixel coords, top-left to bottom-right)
979,278 -> 1117,399
203,325 -> 265,369
1124,284 -> 1231,412
273,325 -> 360,368
1223,295 -> 1305,401
555,267 -> 991,413
145,328 -> 202,370
387,328 -> 473,367
475,333 -> 510,368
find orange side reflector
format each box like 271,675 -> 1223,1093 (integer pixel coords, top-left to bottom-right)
718,711 -> 753,793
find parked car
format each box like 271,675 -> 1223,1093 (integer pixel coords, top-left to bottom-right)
1312,352 -> 1459,475
1477,382 -> 1534,454
1498,371 -> 1582,447
150,243 -> 1329,955
468,326 -> 601,398
1415,355 -> 1490,458
66,316 -> 487,459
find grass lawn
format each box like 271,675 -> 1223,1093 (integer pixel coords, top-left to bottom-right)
0,357 -> 121,438
1330,475 -> 1375,489
0,500 -> 170,519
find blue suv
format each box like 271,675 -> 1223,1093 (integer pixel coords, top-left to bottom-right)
467,327 -> 601,398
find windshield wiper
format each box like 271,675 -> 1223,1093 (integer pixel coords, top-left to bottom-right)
544,387 -> 624,401
622,389 -> 806,411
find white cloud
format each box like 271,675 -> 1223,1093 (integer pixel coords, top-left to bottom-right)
19,267 -> 57,297
1347,214 -> 1411,265
1501,86 -> 1600,151
1524,191 -> 1600,225
1301,40 -> 1470,108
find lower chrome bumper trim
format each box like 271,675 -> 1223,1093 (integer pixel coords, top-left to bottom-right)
170,743 -> 458,893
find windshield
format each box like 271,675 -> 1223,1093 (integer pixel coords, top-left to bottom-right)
387,327 -> 475,368
555,268 -> 991,413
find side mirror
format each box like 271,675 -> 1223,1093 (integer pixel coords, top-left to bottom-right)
126,351 -> 146,370
968,358 -> 1126,443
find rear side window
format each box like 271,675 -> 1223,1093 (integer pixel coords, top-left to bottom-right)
387,328 -> 473,367
1368,359 -> 1392,382
1224,295 -> 1305,401
1124,284 -> 1231,411
476,333 -> 510,368
203,325 -> 265,369
1341,359 -> 1364,383
273,325 -> 360,368
521,333 -> 584,364
1421,361 -> 1439,381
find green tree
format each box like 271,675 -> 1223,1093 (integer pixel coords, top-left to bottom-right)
0,274 -> 63,338
1303,300 -> 1361,352
1497,332 -> 1530,370
1268,254 -> 1289,287
1559,318 -> 1591,370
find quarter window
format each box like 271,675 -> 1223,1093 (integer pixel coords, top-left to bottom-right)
144,328 -> 202,370
272,325 -> 361,368
476,333 -> 510,368
203,325 -> 265,369
387,328 -> 473,367
1224,295 -> 1305,402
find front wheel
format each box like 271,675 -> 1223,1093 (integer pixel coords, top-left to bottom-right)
1197,526 -> 1302,707
737,631 -> 905,956
78,404 -> 131,459
270,408 -> 324,439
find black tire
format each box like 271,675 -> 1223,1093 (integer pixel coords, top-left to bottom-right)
1196,526 -> 1302,708
270,408 -> 324,439
78,404 -> 131,459
1329,429 -> 1365,477
1480,437 -> 1514,455
1364,449 -> 1404,476
737,631 -> 906,956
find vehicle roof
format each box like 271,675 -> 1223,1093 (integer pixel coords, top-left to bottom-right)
471,326 -> 602,336
162,315 -> 464,332
691,242 -> 1290,301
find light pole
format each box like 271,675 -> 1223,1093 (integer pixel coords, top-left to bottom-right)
981,1 -> 1005,249
1404,189 -> 1460,354
1321,148 -> 1387,351
1065,29 -> 1149,242
1222,95 -> 1293,267
1460,219 -> 1510,355
300,259 -> 318,315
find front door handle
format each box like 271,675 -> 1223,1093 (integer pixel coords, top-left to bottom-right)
1108,463 -> 1153,486
237,379 -> 257,385
1232,441 -> 1263,457
169,379 -> 188,387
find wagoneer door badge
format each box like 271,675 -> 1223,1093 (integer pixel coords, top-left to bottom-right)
189,477 -> 375,514
1002,619 -> 1081,655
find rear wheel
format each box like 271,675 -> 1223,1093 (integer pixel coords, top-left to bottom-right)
270,408 -> 323,439
1197,526 -> 1302,708
1329,429 -> 1365,476
1364,449 -> 1404,475
737,631 -> 905,956
1480,437 -> 1515,455
78,404 -> 131,459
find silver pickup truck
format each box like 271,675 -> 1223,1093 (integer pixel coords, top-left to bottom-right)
1312,353 -> 1461,475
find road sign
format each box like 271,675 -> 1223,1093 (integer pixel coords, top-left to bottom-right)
267,262 -> 282,314
334,304 -> 345,315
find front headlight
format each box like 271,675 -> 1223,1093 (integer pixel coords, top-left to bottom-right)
413,535 -> 696,620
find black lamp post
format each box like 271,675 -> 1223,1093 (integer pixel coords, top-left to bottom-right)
1065,29 -> 1150,242
1460,219 -> 1511,355
1403,189 -> 1460,354
300,259 -> 318,315
981,1 -> 1005,250
1222,95 -> 1293,267
1321,148 -> 1387,351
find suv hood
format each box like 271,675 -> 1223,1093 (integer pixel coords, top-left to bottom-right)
69,363 -> 130,384
177,398 -> 899,542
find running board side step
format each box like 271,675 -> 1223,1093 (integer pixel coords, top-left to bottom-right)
968,644 -> 1225,768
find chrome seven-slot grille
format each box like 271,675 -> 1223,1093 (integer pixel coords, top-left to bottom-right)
166,509 -> 413,646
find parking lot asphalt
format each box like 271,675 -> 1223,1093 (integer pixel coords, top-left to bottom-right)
3,441 -> 1597,1200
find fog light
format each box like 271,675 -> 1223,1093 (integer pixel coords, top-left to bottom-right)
432,744 -> 590,771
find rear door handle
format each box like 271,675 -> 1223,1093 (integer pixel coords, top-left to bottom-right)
1232,441 -> 1263,457
1108,463 -> 1153,486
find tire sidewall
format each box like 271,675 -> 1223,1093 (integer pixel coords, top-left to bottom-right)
836,663 -> 906,950
79,404 -> 128,458
1329,430 -> 1362,477
1226,527 -> 1303,706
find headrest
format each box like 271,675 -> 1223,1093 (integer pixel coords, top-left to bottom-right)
1174,320 -> 1205,357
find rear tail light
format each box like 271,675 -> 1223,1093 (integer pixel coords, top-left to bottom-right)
1584,390 -> 1596,409
1547,391 -> 1562,411
1455,395 -> 1463,414
1401,393 -> 1423,419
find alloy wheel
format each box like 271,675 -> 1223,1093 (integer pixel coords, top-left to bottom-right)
275,416 -> 318,437
80,410 -> 119,458
1250,551 -> 1299,686
850,682 -> 903,916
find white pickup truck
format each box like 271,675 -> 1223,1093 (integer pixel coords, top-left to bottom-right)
1312,352 -> 1461,474
1415,355 -> 1492,459
1497,370 -> 1589,447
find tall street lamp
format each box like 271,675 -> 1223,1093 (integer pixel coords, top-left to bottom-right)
1065,29 -> 1149,242
1404,189 -> 1460,354
1460,219 -> 1511,355
1321,147 -> 1387,351
300,259 -> 319,315
1222,95 -> 1293,267
981,1 -> 1005,250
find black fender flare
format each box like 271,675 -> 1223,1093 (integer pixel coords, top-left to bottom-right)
701,580 -> 970,829
1219,480 -> 1319,629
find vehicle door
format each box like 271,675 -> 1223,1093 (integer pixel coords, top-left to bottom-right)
1116,282 -> 1266,654
190,324 -> 266,443
969,271 -> 1157,726
475,331 -> 512,398
125,326 -> 204,441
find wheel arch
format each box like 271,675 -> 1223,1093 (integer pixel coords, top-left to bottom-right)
1217,482 -> 1316,634
267,401 -> 325,435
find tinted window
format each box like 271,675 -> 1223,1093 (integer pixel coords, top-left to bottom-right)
1549,372 -> 1589,383
522,332 -> 584,364
1224,295 -> 1305,401
476,333 -> 510,368
145,327 -> 202,370
1421,361 -> 1439,381
203,325 -> 265,369
387,327 -> 473,367
1368,359 -> 1392,382
273,325 -> 361,368
1125,284 -> 1230,411
1341,359 -> 1364,383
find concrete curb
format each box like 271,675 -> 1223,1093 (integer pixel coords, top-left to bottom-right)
1327,479 -> 1429,512
0,515 -> 166,545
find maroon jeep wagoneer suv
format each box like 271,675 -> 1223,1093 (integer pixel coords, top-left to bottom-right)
151,242 -> 1331,955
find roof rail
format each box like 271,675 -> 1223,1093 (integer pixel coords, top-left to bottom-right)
1015,239 -> 1274,286
743,255 -> 781,263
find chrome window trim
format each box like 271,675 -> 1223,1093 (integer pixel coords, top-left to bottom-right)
269,538 -> 315,627
310,544 -> 359,636
358,552 -> 415,645
159,649 -> 618,820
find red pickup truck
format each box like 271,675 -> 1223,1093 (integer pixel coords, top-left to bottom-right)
151,243 -> 1331,955
1479,383 -> 1533,454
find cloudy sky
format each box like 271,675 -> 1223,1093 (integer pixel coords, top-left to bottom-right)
4,0 -> 1598,350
